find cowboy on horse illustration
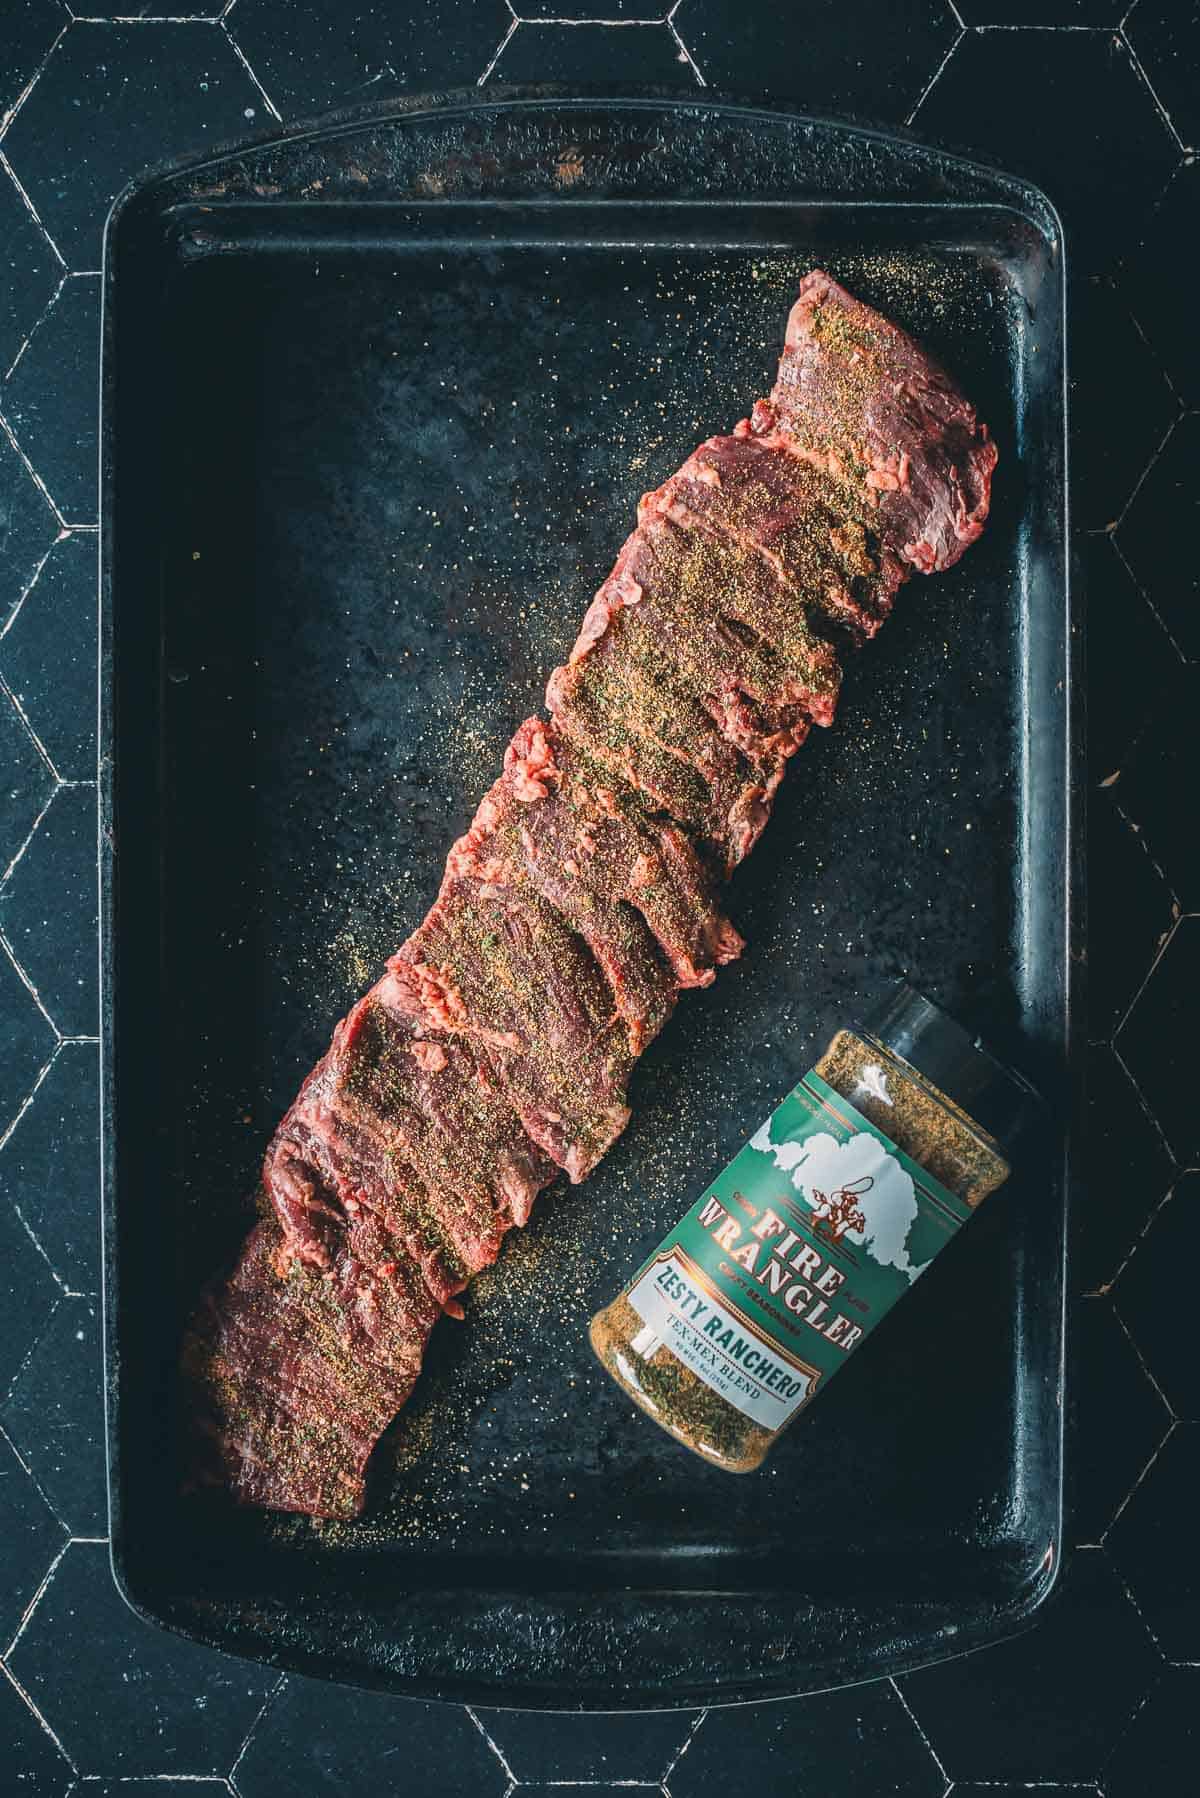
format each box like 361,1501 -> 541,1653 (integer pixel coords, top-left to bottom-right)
809,1174 -> 874,1244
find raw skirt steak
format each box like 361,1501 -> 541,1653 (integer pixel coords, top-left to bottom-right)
184,270 -> 997,1520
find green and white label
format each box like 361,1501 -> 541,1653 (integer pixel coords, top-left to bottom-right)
624,1071 -> 973,1435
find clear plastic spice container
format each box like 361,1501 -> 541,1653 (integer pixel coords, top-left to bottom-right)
589,984 -> 1042,1472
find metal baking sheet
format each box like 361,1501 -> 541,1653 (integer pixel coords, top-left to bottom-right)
100,93 -> 1074,1707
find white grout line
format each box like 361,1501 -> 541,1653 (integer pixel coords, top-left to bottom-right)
889,1675 -> 949,1783
1102,1418 -> 1176,1543
0,1042 -> 60,1160
0,404 -> 67,529
478,14 -> 521,84
1110,1038 -> 1180,1168
0,1413 -> 74,1536
2,271 -> 69,383
0,151 -> 66,270
1111,906 -> 1180,1045
0,926 -> 63,1040
1088,1171 -> 1176,1296
513,15 -> 672,24
1114,794 -> 1181,914
1108,1542 -> 1171,1658
973,21 -> 1115,29
0,1287 -> 66,1410
905,29 -> 964,128
1119,21 -> 1188,154
0,1657 -> 77,1774
0,533 -> 62,641
667,14 -> 704,86
220,20 -> 282,122
70,12 -> 231,21
226,1670 -> 287,1789
464,1705 -> 519,1783
1111,384 -> 1186,531
0,670 -> 65,789
1111,1290 -> 1178,1420
0,22 -> 71,141
3,1534 -> 71,1661
659,1708 -> 706,1782
1098,1668 -> 1161,1778
1109,530 -> 1188,667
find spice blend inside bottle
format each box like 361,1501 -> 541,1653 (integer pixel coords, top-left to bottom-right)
589,985 -> 1040,1472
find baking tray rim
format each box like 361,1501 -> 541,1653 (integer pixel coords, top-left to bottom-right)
98,87 -> 1077,1707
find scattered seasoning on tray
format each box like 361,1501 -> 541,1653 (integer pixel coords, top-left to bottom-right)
590,984 -> 1039,1473
256,248 -> 1008,1546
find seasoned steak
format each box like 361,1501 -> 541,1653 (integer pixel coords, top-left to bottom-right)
750,268 -> 997,574
186,272 -> 997,1520
642,432 -> 908,643
186,1216 -> 443,1520
389,876 -> 635,1183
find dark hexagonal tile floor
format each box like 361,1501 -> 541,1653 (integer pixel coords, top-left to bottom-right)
0,781 -> 97,1038
675,0 -> 955,122
0,1038 -> 100,1294
2,276 -> 99,525
957,0 -> 1124,16
1,1294 -> 106,1536
1116,1170 -> 1200,1422
1117,412 -> 1200,664
912,29 -> 1180,274
0,423 -> 58,630
8,1540 -> 278,1778
519,0 -> 665,13
1080,1044 -> 1175,1296
2,24 -> 269,269
1073,1296 -> 1171,1546
899,1548 -> 1159,1783
1086,788 -> 1175,1039
1108,1423 -> 1200,1660
488,20 -> 692,85
1117,916 -> 1200,1166
669,1680 -> 944,1798
0,1187 -> 58,1394
0,946 -> 57,1142
1126,2 -> 1200,151
1084,531 -> 1181,789
0,531 -> 97,785
0,1427 -> 67,1647
1069,274 -> 1178,534
0,1660 -> 71,1793
0,675 -> 56,875
1133,160 -> 1200,406
233,1676 -> 508,1798
0,174 -> 59,384
1115,664 -> 1199,917
1107,1665 -> 1200,1798
78,1783 -> 233,1798
480,1705 -> 698,1784
227,0 -> 513,120
0,1 -> 65,127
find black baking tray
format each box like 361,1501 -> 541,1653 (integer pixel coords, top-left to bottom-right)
100,93 -> 1075,1707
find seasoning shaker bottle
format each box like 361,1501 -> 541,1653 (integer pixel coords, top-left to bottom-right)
589,984 -> 1042,1473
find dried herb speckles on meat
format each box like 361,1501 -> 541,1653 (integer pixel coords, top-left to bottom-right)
185,271 -> 999,1521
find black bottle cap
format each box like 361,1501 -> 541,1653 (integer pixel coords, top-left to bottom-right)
859,983 -> 1044,1150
